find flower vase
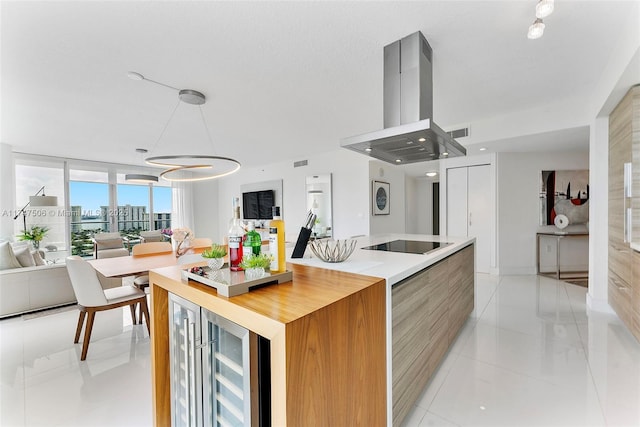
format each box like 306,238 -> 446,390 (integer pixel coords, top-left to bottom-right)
244,267 -> 267,281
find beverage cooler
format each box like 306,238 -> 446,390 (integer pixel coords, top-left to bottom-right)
169,293 -> 270,427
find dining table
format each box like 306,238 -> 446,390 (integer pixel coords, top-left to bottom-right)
87,248 -> 205,278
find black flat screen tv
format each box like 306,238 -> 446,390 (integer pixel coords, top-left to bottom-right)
242,190 -> 275,220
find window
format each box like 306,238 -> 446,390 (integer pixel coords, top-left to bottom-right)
117,184 -> 151,233
153,186 -> 172,231
14,159 -> 66,261
69,174 -> 109,257
14,155 -> 174,258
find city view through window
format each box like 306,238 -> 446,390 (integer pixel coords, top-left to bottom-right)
14,159 -> 174,261
70,182 -> 172,257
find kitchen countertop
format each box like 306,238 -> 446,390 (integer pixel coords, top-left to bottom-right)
287,233 -> 475,286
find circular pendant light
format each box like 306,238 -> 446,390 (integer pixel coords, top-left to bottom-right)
125,173 -> 159,184
125,148 -> 159,183
159,162 -> 241,182
128,72 -> 241,181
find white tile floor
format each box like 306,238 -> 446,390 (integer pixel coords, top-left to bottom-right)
1,274 -> 639,426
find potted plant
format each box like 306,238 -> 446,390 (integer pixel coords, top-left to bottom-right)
239,253 -> 272,280
201,244 -> 227,270
17,225 -> 50,249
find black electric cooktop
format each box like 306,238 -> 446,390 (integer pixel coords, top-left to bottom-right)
361,239 -> 452,255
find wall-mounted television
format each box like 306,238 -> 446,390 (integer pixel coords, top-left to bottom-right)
242,190 -> 275,220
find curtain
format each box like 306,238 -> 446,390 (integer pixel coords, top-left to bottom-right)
172,181 -> 194,232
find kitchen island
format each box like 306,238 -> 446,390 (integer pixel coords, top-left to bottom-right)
149,234 -> 474,426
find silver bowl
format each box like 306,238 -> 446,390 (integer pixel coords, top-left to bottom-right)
309,239 -> 357,263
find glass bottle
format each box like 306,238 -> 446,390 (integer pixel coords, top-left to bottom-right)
268,206 -> 286,273
243,221 -> 262,257
228,197 -> 245,271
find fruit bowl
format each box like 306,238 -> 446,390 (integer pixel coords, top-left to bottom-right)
309,239 -> 357,263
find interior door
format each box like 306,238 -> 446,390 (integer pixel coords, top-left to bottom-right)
446,165 -> 491,273
468,165 -> 491,273
446,167 -> 468,237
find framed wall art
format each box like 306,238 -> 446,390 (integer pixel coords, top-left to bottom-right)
372,181 -> 390,215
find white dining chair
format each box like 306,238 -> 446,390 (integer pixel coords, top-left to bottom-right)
66,256 -> 150,360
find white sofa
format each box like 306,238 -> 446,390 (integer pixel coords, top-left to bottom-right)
0,263 -> 76,318
0,239 -> 123,318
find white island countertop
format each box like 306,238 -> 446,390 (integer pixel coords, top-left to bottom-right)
287,233 -> 475,286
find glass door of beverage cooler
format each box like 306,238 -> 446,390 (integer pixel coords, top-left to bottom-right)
201,310 -> 251,427
169,294 -> 203,427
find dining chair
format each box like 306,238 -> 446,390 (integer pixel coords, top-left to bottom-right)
130,241 -> 173,323
93,232 -> 129,259
65,256 -> 150,361
189,237 -> 213,249
139,230 -> 164,243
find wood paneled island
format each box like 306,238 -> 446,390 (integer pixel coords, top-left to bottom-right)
149,234 -> 475,426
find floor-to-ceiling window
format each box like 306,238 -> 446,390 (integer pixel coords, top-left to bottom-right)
13,156 -> 66,262
115,173 -> 172,249
69,167 -> 110,257
14,154 -> 173,259
153,185 -> 172,231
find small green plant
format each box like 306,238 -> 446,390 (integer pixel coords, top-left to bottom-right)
201,244 -> 227,259
18,226 -> 50,249
239,253 -> 272,270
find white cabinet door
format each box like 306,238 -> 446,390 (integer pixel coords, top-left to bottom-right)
447,165 -> 491,273
446,167 -> 469,237
468,165 -> 491,274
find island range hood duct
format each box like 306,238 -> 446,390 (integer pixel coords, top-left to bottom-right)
341,31 -> 466,164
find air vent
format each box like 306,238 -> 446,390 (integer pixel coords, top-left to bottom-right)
294,160 -> 308,168
447,127 -> 469,139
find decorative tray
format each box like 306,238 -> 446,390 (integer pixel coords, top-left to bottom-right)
181,265 -> 293,297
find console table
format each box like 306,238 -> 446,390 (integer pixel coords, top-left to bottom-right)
536,225 -> 589,280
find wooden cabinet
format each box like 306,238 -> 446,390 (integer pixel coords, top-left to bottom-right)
150,264 -> 387,426
391,244 -> 475,426
609,84 -> 640,343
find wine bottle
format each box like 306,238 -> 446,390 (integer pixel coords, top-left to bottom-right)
269,206 -> 286,273
228,197 -> 245,271
243,221 -> 262,257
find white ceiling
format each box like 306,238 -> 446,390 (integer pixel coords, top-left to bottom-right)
2,1 -> 638,177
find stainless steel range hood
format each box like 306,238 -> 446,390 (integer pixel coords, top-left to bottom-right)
341,31 -> 466,164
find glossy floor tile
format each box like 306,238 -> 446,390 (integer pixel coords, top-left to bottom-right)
1,274 -> 639,426
1,305 -> 151,426
402,274 -> 640,427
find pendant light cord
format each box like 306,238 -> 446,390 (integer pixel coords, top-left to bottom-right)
198,106 -> 217,154
148,100 -> 181,155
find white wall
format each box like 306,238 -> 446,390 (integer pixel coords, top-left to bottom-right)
0,143 -> 15,240
209,149 -> 370,243
587,117 -> 611,312
192,179 -> 220,241
406,177 -> 434,235
368,160 -> 406,235
497,151 -> 589,275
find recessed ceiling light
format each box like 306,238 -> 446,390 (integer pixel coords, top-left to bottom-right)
418,147 -> 425,151
426,172 -> 437,177
365,147 -> 372,152
535,0 -> 554,18
442,152 -> 449,156
528,18 -> 545,39
395,159 -> 402,163
407,141 -> 414,145
479,147 -> 487,151
418,137 -> 426,142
